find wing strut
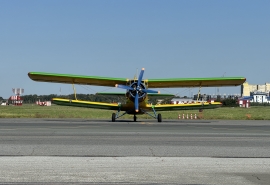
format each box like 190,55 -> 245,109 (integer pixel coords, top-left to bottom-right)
196,84 -> 202,102
72,84 -> 77,100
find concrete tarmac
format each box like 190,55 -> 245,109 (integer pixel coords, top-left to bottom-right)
0,118 -> 270,184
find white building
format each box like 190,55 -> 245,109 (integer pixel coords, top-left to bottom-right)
250,92 -> 270,103
171,98 -> 206,104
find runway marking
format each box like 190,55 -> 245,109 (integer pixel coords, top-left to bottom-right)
0,129 -> 16,130
140,122 -> 153,125
185,125 -> 270,134
211,127 -> 270,133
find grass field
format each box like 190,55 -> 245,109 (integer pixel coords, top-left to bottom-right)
1,104 -> 270,120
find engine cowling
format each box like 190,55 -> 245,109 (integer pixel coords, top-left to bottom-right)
127,81 -> 147,102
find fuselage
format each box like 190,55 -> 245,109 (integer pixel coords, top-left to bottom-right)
122,93 -> 150,114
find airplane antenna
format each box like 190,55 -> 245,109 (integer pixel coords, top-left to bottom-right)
134,68 -> 138,80
217,72 -> 226,96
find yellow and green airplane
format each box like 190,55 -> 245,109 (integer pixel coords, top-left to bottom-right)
28,68 -> 246,122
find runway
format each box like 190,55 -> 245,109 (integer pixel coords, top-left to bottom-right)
0,118 -> 270,184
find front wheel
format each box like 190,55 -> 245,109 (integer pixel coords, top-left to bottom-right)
112,113 -> 116,122
157,113 -> 162,122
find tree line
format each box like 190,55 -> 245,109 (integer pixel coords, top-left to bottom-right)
3,94 -> 269,107
16,94 -> 171,105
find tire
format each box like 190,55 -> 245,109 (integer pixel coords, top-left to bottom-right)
112,113 -> 116,122
157,113 -> 162,122
133,115 -> 137,122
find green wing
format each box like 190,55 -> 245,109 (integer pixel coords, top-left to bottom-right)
29,72 -> 246,88
28,72 -> 129,87
147,77 -> 246,88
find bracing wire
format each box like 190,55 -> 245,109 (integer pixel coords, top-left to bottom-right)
78,85 -> 97,94
160,88 -> 193,97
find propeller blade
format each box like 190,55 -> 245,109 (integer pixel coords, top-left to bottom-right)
142,89 -> 160,94
137,68 -> 145,86
135,92 -> 139,112
115,84 -> 134,91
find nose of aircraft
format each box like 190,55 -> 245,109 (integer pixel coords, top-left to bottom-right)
115,68 -> 159,113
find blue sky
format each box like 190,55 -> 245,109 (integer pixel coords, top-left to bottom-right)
1,0 -> 269,98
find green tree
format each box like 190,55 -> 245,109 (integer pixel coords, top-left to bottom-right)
221,98 -> 237,107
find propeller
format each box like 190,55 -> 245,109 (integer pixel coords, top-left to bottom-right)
115,68 -> 159,112
115,84 -> 134,91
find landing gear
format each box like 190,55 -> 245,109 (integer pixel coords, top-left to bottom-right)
133,115 -> 137,122
140,108 -> 162,122
112,113 -> 116,122
157,113 -> 162,122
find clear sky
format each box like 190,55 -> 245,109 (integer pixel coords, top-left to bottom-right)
1,0 -> 269,99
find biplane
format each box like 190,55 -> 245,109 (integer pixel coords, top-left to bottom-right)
28,68 -> 246,122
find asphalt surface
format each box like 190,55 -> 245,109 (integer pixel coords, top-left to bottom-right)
0,118 -> 270,184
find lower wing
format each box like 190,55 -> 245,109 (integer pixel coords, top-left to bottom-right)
52,98 -> 120,110
146,102 -> 222,111
52,98 -> 221,111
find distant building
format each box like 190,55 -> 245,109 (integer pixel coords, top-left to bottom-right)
0,99 -> 9,106
238,99 -> 251,108
240,92 -> 270,104
171,98 -> 207,104
240,82 -> 270,104
171,98 -> 194,104
36,100 -> 52,106
241,82 -> 270,97
250,92 -> 270,103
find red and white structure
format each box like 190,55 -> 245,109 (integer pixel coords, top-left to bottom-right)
9,88 -> 24,106
238,99 -> 250,108
9,96 -> 23,106
36,100 -> 51,106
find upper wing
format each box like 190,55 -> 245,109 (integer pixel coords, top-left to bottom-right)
146,77 -> 246,88
29,72 -> 246,88
28,72 -> 129,87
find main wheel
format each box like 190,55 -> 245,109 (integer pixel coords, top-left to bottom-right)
133,115 -> 137,122
112,113 -> 116,122
157,113 -> 162,122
